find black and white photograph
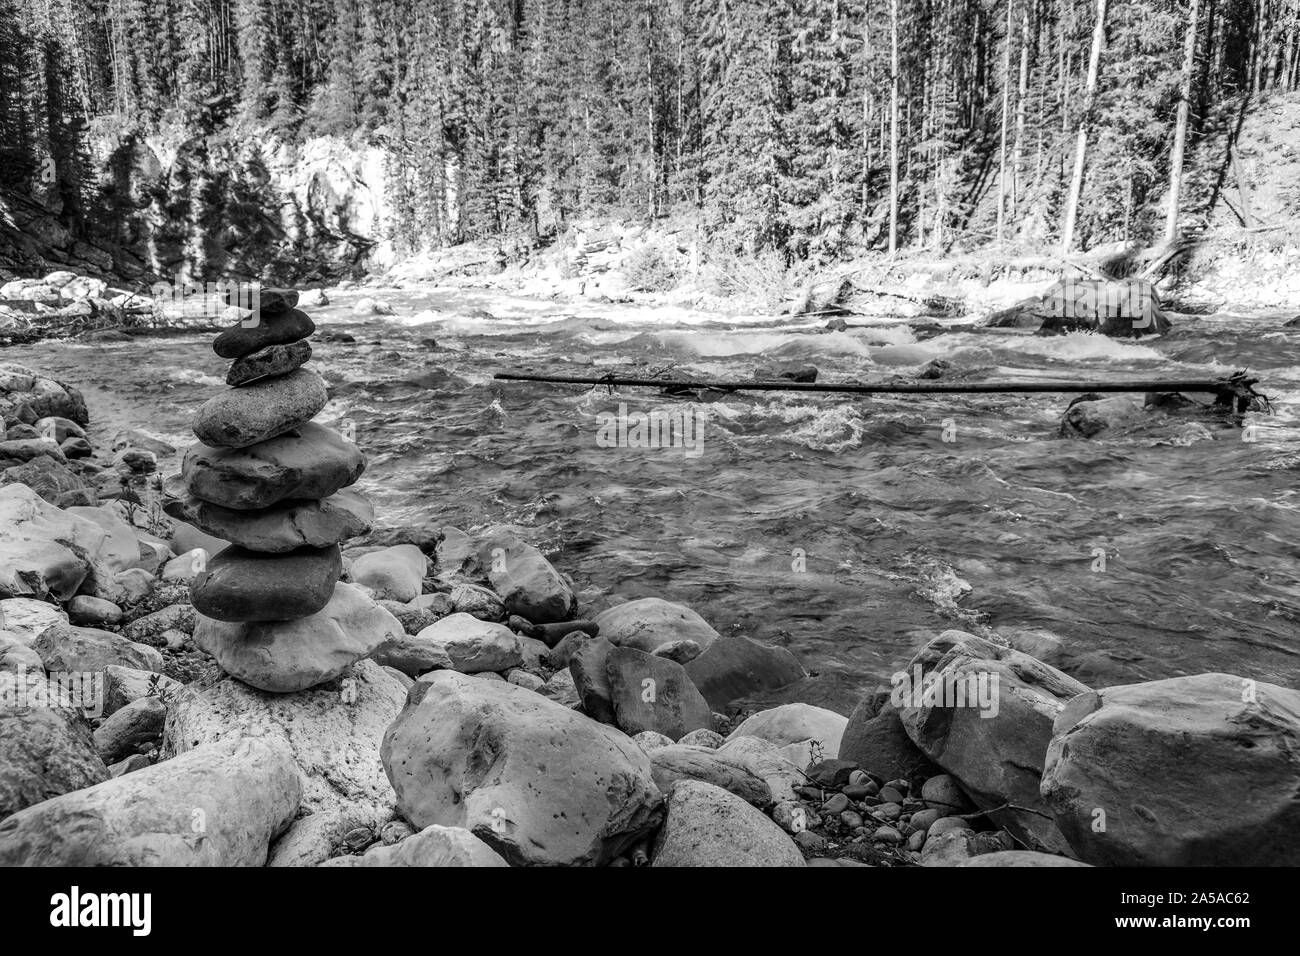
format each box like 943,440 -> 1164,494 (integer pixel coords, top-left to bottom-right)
0,0 -> 1292,922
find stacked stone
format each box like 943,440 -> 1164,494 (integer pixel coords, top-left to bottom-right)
163,288 -> 401,693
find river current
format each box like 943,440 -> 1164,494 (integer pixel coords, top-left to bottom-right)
7,285 -> 1300,713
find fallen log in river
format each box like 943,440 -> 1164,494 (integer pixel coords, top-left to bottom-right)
495,370 -> 1270,413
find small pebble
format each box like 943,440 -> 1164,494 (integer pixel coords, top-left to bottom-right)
928,816 -> 974,838
822,793 -> 850,815
342,827 -> 374,851
677,728 -> 723,748
794,830 -> 827,851
874,802 -> 903,821
910,808 -> 944,832
840,810 -> 864,829
379,820 -> 414,845
873,826 -> 904,845
879,785 -> 906,804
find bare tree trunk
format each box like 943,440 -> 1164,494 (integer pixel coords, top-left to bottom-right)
1012,0 -> 1031,217
997,0 -> 1012,241
862,9 -> 872,218
889,0 -> 900,254
1061,0 -> 1108,255
1165,0 -> 1201,242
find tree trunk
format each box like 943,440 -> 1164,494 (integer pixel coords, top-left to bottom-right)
889,0 -> 900,254
1165,0 -> 1201,242
997,0 -> 1012,241
1060,0 -> 1108,255
1012,0 -> 1031,217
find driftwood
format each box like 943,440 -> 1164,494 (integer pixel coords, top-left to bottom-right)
495,369 -> 1267,410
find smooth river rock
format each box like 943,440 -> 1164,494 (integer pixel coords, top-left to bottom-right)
0,483 -> 117,602
684,633 -> 807,711
164,485 -> 373,553
349,544 -> 427,603
0,704 -> 109,819
212,307 -> 315,359
165,659 -> 404,826
0,736 -> 301,866
408,613 -> 521,674
651,780 -> 804,867
181,422 -> 365,510
32,623 -> 164,674
606,645 -> 713,740
475,526 -> 575,624
227,340 -> 313,386
382,671 -> 663,866
192,582 -> 403,692
1041,672 -> 1300,866
352,825 -> 509,867
191,368 -> 329,448
190,544 -> 341,622
727,702 -> 849,760
648,744 -> 773,808
897,629 -> 1086,855
592,597 -> 720,654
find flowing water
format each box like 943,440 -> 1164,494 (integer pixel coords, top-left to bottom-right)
8,286 -> 1300,712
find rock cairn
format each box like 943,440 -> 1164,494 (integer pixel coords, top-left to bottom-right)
163,287 -> 401,693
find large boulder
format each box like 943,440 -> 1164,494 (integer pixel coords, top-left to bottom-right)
407,613 -> 521,674
649,744 -> 773,808
64,504 -> 140,573
181,422 -> 365,510
605,645 -> 712,740
165,659 -> 404,830
839,689 -> 942,780
0,597 -> 67,644
1059,395 -> 1147,438
349,544 -> 426,603
567,634 -> 616,723
651,780 -> 804,867
684,634 -> 806,711
192,582 -> 403,693
592,597 -> 720,654
33,623 -> 164,674
351,825 -> 509,867
475,526 -> 575,624
0,483 -> 117,602
0,363 -> 89,424
191,368 -> 329,448
985,278 -> 1171,337
727,703 -> 848,760
958,851 -> 1092,867
1041,673 -> 1300,866
1,456 -> 92,505
93,696 -> 167,763
0,631 -> 43,672
897,630 -> 1088,854
382,671 -> 663,866
0,737 -> 301,865
716,735 -> 803,804
0,703 -> 108,819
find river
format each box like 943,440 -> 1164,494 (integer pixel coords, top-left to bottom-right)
6,284 -> 1300,713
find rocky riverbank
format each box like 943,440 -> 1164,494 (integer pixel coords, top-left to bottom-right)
1,294 -> 1299,866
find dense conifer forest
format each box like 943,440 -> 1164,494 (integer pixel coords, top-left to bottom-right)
1,0 -> 1297,272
